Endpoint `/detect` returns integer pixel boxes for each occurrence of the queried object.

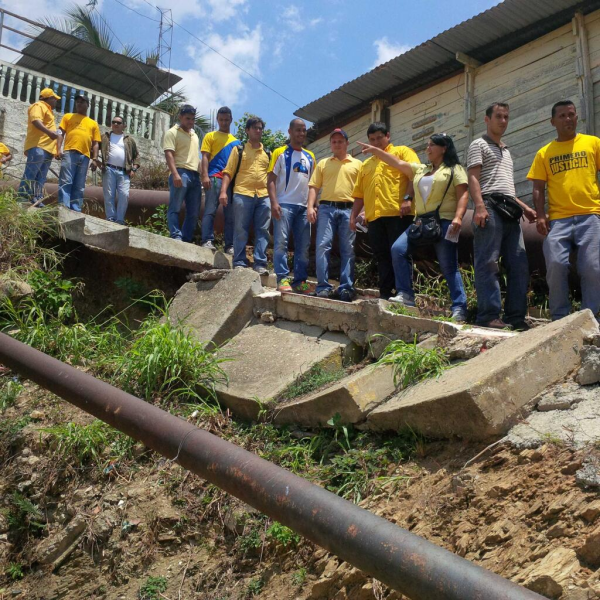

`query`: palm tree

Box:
[153,89,211,136]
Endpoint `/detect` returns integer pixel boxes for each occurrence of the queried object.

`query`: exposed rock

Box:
[577,500,600,523]
[35,515,87,567]
[0,279,33,300]
[577,347,600,385]
[577,461,600,489]
[577,524,600,567]
[519,547,580,599]
[188,269,229,282]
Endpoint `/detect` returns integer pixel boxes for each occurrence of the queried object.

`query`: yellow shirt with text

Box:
[24,100,57,155]
[223,143,270,197]
[59,113,101,158]
[309,155,361,202]
[352,144,419,222]
[527,133,600,220]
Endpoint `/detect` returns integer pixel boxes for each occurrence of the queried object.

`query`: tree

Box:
[233,112,288,152]
[153,89,211,136]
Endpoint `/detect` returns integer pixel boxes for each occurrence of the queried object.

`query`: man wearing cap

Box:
[18,87,61,206]
[57,95,101,211]
[99,114,140,225]
[163,105,202,242]
[307,128,361,301]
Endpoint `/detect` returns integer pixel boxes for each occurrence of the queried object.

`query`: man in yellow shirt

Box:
[307,129,361,302]
[527,100,600,320]
[163,105,202,242]
[219,117,271,274]
[350,122,417,300]
[18,87,61,206]
[57,95,101,211]
[200,106,240,253]
[0,143,12,166]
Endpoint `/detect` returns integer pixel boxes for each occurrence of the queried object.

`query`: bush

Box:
[130,159,170,191]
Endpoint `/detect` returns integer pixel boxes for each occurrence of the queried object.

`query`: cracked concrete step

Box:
[169,269,263,347]
[57,206,231,271]
[366,310,600,440]
[216,321,356,420]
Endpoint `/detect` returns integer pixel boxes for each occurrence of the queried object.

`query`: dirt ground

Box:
[1,375,600,600]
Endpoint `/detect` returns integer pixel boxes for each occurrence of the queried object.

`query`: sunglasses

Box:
[112,120,124,125]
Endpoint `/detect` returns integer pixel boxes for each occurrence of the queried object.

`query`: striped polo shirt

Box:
[467,135,515,196]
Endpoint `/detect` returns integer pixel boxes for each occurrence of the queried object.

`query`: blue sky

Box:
[1,0,501,133]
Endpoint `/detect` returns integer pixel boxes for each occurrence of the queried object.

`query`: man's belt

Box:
[107,163,126,171]
[320,200,353,209]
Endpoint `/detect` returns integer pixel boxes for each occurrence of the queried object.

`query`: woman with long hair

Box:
[357,133,469,321]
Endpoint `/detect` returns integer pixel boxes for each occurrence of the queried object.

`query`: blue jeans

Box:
[232,193,271,268]
[315,203,356,293]
[391,219,467,313]
[473,202,529,325]
[167,168,201,242]
[18,147,53,203]
[58,150,90,211]
[201,176,234,247]
[544,214,600,320]
[273,203,310,285]
[102,166,130,224]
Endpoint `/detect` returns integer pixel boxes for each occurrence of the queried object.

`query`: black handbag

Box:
[407,167,454,246]
[485,193,523,222]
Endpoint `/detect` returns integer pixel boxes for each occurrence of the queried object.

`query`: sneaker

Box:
[451,309,468,323]
[313,288,334,298]
[224,246,234,255]
[278,278,293,292]
[292,281,313,294]
[253,266,269,275]
[201,241,216,250]
[234,265,247,270]
[388,293,416,307]
[480,318,512,330]
[338,289,357,303]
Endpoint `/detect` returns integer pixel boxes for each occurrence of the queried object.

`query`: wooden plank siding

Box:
[308,9,600,206]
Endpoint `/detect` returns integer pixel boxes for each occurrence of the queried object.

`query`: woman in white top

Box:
[358,134,469,321]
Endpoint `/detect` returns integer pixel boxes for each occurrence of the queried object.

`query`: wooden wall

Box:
[308,9,600,205]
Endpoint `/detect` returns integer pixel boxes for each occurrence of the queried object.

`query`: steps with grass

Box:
[57,206,231,271]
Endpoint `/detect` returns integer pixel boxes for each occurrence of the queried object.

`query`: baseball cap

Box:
[330,128,348,141]
[74,94,90,104]
[40,88,61,100]
[179,104,197,116]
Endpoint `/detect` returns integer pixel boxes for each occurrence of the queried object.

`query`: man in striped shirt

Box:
[467,102,536,330]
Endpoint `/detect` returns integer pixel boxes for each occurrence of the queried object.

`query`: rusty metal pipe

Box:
[0,333,543,600]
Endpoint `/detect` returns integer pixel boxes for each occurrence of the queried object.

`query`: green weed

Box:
[0,378,23,412]
[239,527,263,553]
[138,576,168,600]
[42,420,135,467]
[377,336,450,388]
[27,269,82,320]
[266,521,300,547]
[5,562,24,580]
[292,568,307,587]
[116,311,228,402]
[6,491,45,534]
[386,303,415,316]
[133,204,170,237]
[280,364,347,400]
[414,266,477,312]
[246,577,264,597]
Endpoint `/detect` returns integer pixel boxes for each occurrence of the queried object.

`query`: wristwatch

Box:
[403,194,413,202]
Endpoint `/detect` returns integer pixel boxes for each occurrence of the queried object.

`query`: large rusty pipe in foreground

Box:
[0,333,543,600]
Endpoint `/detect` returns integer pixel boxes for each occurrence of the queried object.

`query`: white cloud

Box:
[279,5,322,34]
[127,0,246,23]
[172,26,262,117]
[372,37,411,68]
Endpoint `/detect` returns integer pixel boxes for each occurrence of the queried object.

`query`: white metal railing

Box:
[0,59,162,140]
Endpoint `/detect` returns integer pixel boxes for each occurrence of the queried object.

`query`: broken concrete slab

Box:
[35,515,86,568]
[58,207,230,271]
[577,346,600,385]
[169,269,263,347]
[216,320,352,420]
[366,310,599,441]
[273,363,396,427]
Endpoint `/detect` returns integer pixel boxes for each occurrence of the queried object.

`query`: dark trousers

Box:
[368,215,413,298]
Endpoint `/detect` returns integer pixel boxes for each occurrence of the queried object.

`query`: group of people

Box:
[14,87,140,223]
[10,89,600,326]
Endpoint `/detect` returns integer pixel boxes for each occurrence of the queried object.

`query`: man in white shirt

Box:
[99,115,140,225]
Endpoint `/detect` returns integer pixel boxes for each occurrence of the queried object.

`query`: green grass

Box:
[414,265,477,312]
[5,562,24,580]
[5,491,45,534]
[246,577,264,597]
[385,303,416,316]
[280,364,347,400]
[132,203,170,237]
[292,568,307,587]
[0,378,23,412]
[377,336,450,388]
[266,521,301,547]
[139,576,168,600]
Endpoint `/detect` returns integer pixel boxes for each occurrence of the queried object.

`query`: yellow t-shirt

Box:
[352,144,419,222]
[223,143,270,197]
[59,114,101,159]
[527,133,600,220]
[24,100,57,155]
[309,155,361,203]
[412,163,468,220]
[0,143,9,156]
[163,125,200,172]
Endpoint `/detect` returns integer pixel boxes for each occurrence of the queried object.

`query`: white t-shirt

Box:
[269,145,315,206]
[418,174,434,205]
[108,133,126,168]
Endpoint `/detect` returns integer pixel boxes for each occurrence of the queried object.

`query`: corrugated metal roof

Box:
[296,0,600,126]
[16,28,181,106]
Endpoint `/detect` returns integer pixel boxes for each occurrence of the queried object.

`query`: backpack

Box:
[231,144,272,185]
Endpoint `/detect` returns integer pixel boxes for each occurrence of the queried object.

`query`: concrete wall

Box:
[0,95,168,181]
[308,9,600,206]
